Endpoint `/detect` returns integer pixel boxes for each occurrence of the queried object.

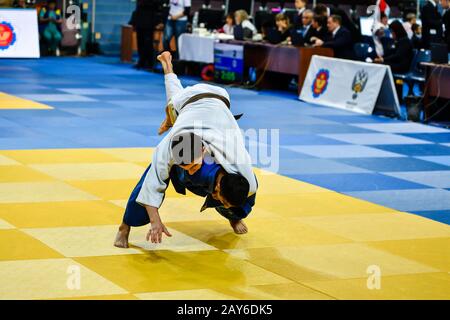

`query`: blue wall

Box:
[88,0,136,55]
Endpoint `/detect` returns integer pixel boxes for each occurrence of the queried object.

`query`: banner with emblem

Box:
[299,56,400,116]
[0,9,40,58]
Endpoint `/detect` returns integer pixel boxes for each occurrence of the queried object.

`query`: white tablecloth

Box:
[178,34,218,64]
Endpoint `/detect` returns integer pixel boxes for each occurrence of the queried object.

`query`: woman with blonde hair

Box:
[234,9,257,39]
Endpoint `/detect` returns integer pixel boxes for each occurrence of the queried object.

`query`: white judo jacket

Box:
[136,73,258,209]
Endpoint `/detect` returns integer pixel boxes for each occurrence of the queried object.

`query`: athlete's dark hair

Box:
[220,174,250,207]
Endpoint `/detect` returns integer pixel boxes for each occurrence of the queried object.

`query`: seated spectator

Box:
[314,3,360,43]
[374,20,414,74]
[313,15,354,60]
[307,14,328,46]
[219,13,235,35]
[39,0,62,56]
[265,13,292,44]
[403,13,417,39]
[234,9,257,40]
[290,9,314,46]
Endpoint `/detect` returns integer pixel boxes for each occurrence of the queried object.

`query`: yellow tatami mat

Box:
[0,92,53,110]
[0,147,449,300]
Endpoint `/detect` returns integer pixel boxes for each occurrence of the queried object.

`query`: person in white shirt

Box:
[163,0,192,57]
[114,51,258,247]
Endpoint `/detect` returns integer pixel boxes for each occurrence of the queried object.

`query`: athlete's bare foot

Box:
[157,51,173,74]
[229,220,248,234]
[114,223,131,248]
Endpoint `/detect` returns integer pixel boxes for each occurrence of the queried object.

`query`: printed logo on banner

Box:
[0,21,16,50]
[311,69,330,98]
[351,69,369,100]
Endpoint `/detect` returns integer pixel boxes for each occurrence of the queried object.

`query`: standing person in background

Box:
[375,21,413,74]
[163,0,191,58]
[130,0,164,70]
[411,23,423,48]
[293,0,308,29]
[39,0,62,56]
[441,0,450,50]
[403,13,417,39]
[420,0,443,49]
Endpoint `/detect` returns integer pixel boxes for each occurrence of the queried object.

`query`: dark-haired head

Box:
[219,174,250,208]
[389,20,408,40]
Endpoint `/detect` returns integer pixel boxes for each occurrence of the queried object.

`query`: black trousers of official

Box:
[136,27,155,69]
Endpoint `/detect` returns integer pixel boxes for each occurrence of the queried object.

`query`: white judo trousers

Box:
[136,73,258,209]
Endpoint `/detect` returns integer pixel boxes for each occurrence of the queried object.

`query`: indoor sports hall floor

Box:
[0,57,449,300]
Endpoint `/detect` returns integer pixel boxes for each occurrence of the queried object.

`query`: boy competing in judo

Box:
[114,52,258,248]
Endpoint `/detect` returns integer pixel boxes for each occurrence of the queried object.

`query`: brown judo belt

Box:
[179,93,243,120]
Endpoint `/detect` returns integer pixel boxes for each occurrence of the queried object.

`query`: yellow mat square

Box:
[0,92,53,110]
[0,201,123,228]
[225,243,438,282]
[135,289,237,300]
[99,148,154,163]
[23,225,217,257]
[304,272,450,300]
[0,229,62,261]
[255,192,397,218]
[368,237,450,272]
[0,165,54,183]
[75,251,291,293]
[254,168,328,195]
[0,154,19,165]
[0,218,14,229]
[296,213,450,241]
[67,180,139,200]
[0,181,98,203]
[0,258,127,299]
[30,163,146,181]
[1,149,123,164]
[167,218,351,250]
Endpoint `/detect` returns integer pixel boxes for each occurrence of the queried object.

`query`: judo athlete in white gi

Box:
[114,52,258,248]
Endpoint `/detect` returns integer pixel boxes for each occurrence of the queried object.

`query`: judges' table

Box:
[422,62,450,121]
[223,40,334,93]
[178,33,234,64]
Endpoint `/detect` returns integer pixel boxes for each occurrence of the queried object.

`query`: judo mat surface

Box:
[0,57,449,300]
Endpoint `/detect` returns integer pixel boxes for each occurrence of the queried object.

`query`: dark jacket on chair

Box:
[420,0,443,49]
[323,26,354,59]
[383,37,414,74]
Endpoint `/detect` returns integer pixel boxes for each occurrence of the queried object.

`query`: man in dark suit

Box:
[129,0,165,70]
[420,0,443,49]
[293,0,308,29]
[291,9,314,46]
[313,15,354,60]
[314,3,360,43]
[441,0,450,50]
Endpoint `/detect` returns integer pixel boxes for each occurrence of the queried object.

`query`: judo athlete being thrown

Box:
[114,52,258,248]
